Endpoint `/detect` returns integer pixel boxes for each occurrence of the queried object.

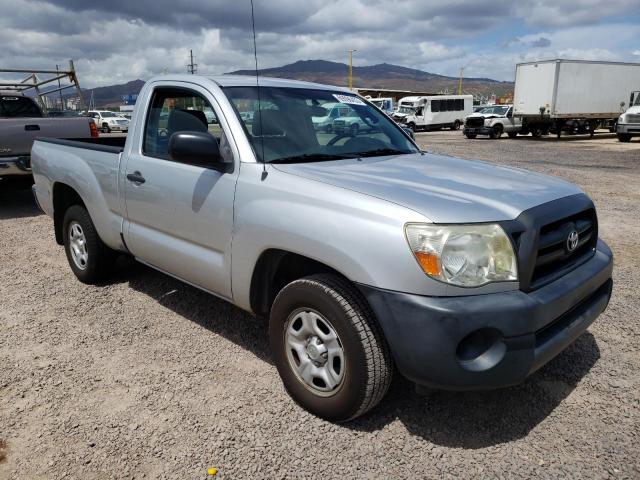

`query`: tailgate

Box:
[0,118,93,157]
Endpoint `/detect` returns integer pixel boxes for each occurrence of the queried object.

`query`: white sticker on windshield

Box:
[333,94,365,106]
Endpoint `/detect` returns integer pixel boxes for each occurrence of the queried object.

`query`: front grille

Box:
[626,114,640,123]
[500,195,599,292]
[466,117,484,128]
[529,208,597,289]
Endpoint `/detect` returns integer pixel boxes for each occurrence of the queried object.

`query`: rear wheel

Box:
[62,205,115,284]
[507,132,518,139]
[450,120,461,131]
[531,128,543,138]
[269,274,393,422]
[407,122,417,133]
[618,133,632,143]
[465,133,477,139]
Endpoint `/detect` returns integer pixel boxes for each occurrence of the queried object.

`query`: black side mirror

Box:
[168,131,231,171]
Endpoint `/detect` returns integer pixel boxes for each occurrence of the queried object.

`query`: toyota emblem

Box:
[566,230,579,252]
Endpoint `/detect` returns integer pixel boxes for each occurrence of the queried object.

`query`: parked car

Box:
[88,110,129,133]
[31,75,613,422]
[312,102,351,133]
[1,93,97,185]
[332,110,370,136]
[617,90,640,142]
[464,104,523,139]
[368,97,395,115]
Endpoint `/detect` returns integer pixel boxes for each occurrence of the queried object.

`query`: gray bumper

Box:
[357,239,613,390]
[617,124,640,135]
[0,156,32,177]
[464,126,492,135]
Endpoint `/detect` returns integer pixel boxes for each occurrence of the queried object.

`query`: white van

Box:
[399,95,473,132]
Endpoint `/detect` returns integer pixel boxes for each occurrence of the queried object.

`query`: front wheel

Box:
[62,205,115,284]
[269,274,393,422]
[489,125,503,139]
[618,133,632,142]
[465,133,477,139]
[507,132,518,139]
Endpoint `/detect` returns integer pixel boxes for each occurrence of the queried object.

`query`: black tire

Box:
[531,128,543,138]
[62,205,115,284]
[450,120,461,131]
[269,274,393,422]
[408,122,417,133]
[465,133,477,139]
[618,133,632,143]
[489,124,503,139]
[507,132,518,139]
[102,123,111,134]
[350,123,359,137]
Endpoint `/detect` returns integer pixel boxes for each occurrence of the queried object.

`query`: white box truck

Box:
[513,59,640,138]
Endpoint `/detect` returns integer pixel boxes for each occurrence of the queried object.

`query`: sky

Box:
[1,0,639,88]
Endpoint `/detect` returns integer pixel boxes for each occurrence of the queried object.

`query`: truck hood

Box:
[273,152,582,223]
[467,113,506,119]
[624,106,640,115]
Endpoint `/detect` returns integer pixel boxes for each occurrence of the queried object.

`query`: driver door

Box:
[122,83,238,298]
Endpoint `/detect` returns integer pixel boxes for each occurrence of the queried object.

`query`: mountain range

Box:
[230,60,514,97]
[66,60,514,107]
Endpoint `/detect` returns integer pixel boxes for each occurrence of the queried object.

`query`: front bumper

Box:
[0,156,32,177]
[108,124,128,131]
[617,123,640,135]
[464,125,492,135]
[358,239,613,390]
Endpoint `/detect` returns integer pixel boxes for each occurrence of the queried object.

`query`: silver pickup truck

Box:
[31,75,613,421]
[1,92,97,185]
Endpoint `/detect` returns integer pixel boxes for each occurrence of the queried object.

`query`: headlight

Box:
[405,223,518,287]
[484,118,492,126]
[618,115,625,124]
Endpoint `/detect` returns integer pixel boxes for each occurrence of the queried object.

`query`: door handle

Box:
[126,171,146,184]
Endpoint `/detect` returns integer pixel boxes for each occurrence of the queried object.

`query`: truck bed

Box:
[36,136,126,153]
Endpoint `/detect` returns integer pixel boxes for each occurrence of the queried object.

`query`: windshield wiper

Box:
[355,148,413,158]
[269,153,359,164]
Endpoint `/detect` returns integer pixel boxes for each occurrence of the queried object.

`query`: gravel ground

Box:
[1,131,639,479]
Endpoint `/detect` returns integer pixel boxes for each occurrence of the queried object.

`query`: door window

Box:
[143,88,232,165]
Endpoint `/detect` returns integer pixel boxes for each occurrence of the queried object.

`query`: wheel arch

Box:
[52,182,86,245]
[249,249,348,317]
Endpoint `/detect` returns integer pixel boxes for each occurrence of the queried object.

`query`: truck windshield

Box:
[0,96,42,118]
[223,87,418,163]
[478,106,509,115]
[397,106,416,114]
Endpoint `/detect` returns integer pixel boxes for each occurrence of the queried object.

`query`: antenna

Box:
[250,0,267,180]
[187,49,198,74]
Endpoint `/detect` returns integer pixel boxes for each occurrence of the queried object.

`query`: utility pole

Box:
[458,67,464,95]
[187,50,198,74]
[348,49,357,90]
[56,64,64,110]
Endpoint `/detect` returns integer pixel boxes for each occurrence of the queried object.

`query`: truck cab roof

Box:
[147,74,350,92]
